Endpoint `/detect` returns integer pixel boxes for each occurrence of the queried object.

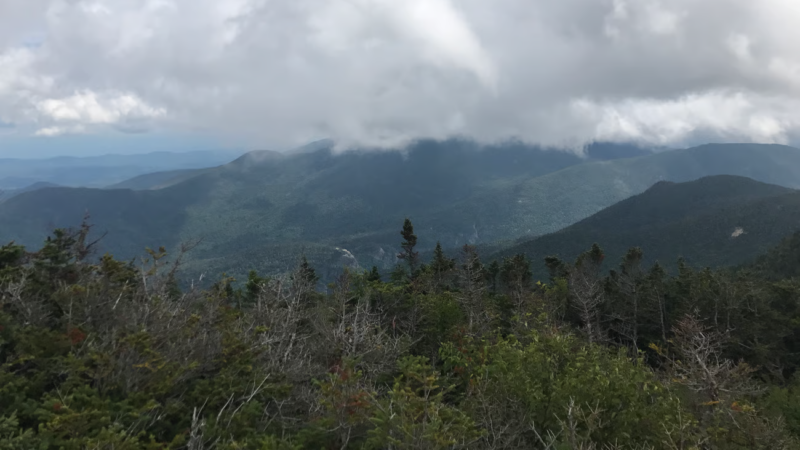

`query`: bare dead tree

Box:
[667,314,761,404]
[456,245,488,335]
[314,270,410,379]
[607,248,644,355]
[568,249,606,345]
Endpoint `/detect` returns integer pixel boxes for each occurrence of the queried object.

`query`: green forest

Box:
[5,143,800,284]
[3,218,800,449]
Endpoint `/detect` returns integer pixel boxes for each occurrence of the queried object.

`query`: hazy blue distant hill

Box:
[583,141,654,160]
[0,181,61,203]
[0,150,244,189]
[111,140,648,191]
[0,139,583,278]
[106,168,216,190]
[492,175,800,279]
[0,180,211,261]
[3,141,800,282]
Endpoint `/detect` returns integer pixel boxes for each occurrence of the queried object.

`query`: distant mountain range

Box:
[491,175,800,279]
[0,182,61,203]
[106,168,215,190]
[0,150,244,189]
[2,140,800,283]
[103,140,653,191]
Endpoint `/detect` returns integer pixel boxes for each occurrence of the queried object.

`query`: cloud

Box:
[35,125,86,137]
[0,0,799,150]
[573,91,800,145]
[35,91,165,135]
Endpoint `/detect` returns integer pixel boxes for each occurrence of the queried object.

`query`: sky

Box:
[1,0,800,157]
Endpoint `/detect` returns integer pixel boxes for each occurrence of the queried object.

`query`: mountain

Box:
[106,168,215,190]
[583,141,653,160]
[108,150,287,190]
[0,139,583,279]
[104,140,655,192]
[491,175,800,279]
[746,230,800,281]
[461,143,800,243]
[0,150,244,189]
[0,181,61,203]
[3,141,800,283]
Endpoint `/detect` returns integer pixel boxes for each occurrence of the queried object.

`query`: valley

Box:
[2,141,800,283]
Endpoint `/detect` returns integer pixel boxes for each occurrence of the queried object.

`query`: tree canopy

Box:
[2,219,800,448]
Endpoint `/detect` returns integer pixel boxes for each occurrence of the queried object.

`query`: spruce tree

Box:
[607,247,644,350]
[294,255,319,286]
[430,242,455,274]
[367,266,382,282]
[244,270,266,304]
[427,241,456,291]
[545,255,568,282]
[485,260,500,293]
[397,218,420,277]
[500,254,533,290]
[499,254,533,306]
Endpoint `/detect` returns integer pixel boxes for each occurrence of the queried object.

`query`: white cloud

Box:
[573,91,800,145]
[0,0,800,150]
[35,125,86,136]
[36,91,165,126]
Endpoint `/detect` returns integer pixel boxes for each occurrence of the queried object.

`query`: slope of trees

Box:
[5,143,800,286]
[493,175,800,280]
[2,219,800,448]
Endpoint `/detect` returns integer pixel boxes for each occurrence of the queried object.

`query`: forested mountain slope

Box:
[747,230,800,281]
[0,139,585,279]
[105,168,214,190]
[469,143,800,241]
[492,175,800,278]
[0,181,60,203]
[2,142,800,281]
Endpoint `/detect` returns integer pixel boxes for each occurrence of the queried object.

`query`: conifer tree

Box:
[485,260,500,293]
[429,241,455,290]
[499,254,533,309]
[544,255,568,282]
[607,247,645,351]
[244,269,266,305]
[295,255,319,286]
[397,218,420,278]
[429,242,453,273]
[367,266,382,282]
[644,262,670,344]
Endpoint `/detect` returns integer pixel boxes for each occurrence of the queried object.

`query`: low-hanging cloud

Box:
[1,0,799,150]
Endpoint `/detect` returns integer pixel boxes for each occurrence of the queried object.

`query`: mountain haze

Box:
[106,168,216,190]
[2,142,800,282]
[0,150,244,189]
[0,181,60,203]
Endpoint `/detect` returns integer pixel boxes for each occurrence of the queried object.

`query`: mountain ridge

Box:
[490,175,800,278]
[3,142,800,282]
[0,149,245,189]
